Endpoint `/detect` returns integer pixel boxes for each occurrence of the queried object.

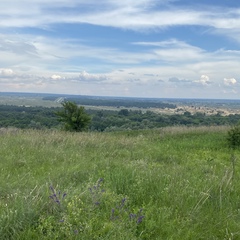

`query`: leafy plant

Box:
[55,101,91,132]
[227,123,240,148]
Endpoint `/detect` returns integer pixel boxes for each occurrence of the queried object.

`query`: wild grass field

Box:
[0,126,240,239]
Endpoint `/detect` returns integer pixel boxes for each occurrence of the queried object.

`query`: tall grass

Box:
[0,126,239,239]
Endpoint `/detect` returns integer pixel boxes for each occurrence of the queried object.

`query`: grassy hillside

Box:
[0,126,240,239]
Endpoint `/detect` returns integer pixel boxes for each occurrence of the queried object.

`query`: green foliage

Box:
[2,104,240,131]
[55,101,91,132]
[227,123,240,148]
[118,109,129,116]
[0,105,59,129]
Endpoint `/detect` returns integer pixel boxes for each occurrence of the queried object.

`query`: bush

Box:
[227,123,240,148]
[55,101,91,132]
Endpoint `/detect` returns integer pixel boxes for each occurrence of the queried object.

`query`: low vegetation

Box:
[227,123,240,149]
[1,126,240,239]
[1,104,240,131]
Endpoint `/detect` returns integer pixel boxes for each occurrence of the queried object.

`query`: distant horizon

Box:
[1,91,240,102]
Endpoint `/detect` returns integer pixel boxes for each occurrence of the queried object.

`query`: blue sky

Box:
[0,0,240,99]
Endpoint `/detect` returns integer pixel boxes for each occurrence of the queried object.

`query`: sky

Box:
[0,0,240,99]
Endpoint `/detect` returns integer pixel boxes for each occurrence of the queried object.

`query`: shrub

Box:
[227,123,240,148]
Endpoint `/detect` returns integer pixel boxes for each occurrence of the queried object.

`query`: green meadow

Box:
[0,126,240,239]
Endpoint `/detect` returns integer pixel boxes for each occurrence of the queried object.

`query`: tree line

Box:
[43,96,177,109]
[0,103,240,131]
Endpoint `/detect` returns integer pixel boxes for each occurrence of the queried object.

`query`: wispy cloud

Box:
[1,0,240,31]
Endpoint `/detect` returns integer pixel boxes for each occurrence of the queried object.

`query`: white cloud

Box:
[1,0,240,33]
[51,74,62,80]
[224,78,237,86]
[194,75,211,85]
[0,68,14,76]
[134,39,191,48]
[168,77,191,83]
[74,71,108,83]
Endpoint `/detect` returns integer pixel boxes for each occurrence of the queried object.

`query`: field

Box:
[1,126,240,239]
[0,95,61,108]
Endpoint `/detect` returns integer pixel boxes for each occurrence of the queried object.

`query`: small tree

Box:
[227,123,240,148]
[56,101,91,132]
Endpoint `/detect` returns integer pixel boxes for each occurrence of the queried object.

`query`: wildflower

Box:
[137,215,144,224]
[120,198,126,208]
[95,201,100,206]
[49,185,67,205]
[129,213,136,220]
[50,185,55,193]
[97,178,104,186]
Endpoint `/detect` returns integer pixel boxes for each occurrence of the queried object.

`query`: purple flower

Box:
[137,216,144,224]
[50,185,55,193]
[98,178,104,183]
[49,185,67,205]
[110,208,115,220]
[120,198,126,208]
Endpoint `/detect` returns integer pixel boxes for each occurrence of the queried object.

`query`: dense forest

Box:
[0,104,240,131]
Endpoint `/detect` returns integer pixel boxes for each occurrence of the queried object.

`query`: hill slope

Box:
[0,126,239,239]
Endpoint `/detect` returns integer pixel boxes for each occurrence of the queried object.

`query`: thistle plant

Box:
[88,178,105,206]
[110,197,145,225]
[49,185,67,205]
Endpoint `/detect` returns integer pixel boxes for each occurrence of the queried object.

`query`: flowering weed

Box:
[37,179,144,239]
